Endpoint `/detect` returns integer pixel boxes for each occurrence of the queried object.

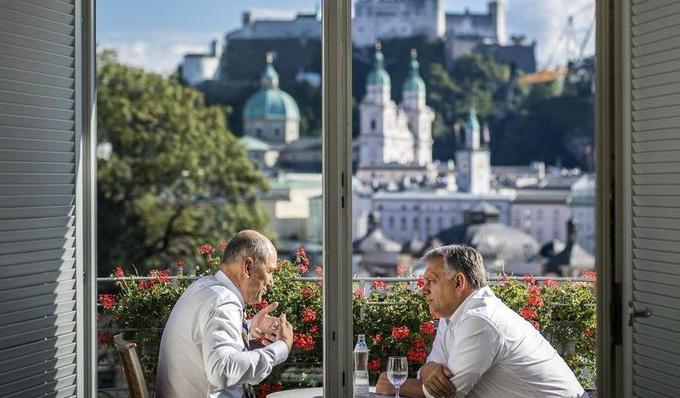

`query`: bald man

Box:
[156,230,294,398]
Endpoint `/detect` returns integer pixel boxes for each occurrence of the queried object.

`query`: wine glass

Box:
[387,356,408,398]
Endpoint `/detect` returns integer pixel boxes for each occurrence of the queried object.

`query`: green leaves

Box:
[96,53,271,274]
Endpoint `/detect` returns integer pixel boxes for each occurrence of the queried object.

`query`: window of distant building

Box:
[401,216,407,229]
[388,216,394,229]
[371,119,376,131]
[256,128,262,137]
[274,128,280,136]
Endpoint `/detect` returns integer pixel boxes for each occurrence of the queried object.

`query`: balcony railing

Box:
[96,275,596,397]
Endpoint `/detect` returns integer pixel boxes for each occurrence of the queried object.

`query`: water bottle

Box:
[353,334,370,396]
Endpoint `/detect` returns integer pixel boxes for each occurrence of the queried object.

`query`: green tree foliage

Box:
[96,52,271,274]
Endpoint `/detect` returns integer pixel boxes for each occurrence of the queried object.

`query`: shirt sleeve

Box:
[201,301,289,389]
[446,316,502,397]
[424,318,448,366]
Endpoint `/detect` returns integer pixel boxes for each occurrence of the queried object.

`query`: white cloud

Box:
[98,31,222,75]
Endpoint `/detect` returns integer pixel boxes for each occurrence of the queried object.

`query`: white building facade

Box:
[353,0,445,48]
[357,45,434,181]
[372,190,513,243]
[510,190,572,246]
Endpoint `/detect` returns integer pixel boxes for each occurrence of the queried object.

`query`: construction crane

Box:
[518,4,595,85]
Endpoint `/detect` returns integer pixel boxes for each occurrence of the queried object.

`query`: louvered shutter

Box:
[0,0,81,396]
[629,0,680,396]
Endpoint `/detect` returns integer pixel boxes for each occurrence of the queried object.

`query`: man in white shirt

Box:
[156,230,294,398]
[376,244,586,398]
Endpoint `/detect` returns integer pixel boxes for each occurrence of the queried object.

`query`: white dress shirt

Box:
[422,286,585,398]
[156,271,289,398]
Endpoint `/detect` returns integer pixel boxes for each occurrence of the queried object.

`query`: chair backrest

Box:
[114,334,150,398]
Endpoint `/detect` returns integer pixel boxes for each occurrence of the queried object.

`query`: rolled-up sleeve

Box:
[201,302,289,389]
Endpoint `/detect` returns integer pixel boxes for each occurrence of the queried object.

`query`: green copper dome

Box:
[243,89,300,120]
[403,49,426,93]
[367,42,391,87]
[466,104,480,132]
[243,53,300,120]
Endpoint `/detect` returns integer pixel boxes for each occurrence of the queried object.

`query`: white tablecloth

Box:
[267,386,394,397]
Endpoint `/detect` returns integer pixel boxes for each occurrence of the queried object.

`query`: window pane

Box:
[96,1,323,395]
[351,0,597,394]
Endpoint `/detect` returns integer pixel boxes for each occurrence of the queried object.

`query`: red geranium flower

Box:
[315,265,323,276]
[293,333,315,350]
[353,287,365,298]
[582,270,597,280]
[368,358,382,371]
[176,259,185,268]
[297,263,309,274]
[310,325,319,334]
[417,277,426,289]
[407,346,427,363]
[544,279,558,288]
[391,326,410,340]
[526,294,544,308]
[523,274,536,285]
[255,300,269,310]
[372,280,389,290]
[374,333,382,344]
[198,244,215,255]
[395,264,408,276]
[301,307,317,323]
[419,321,436,336]
[114,265,124,278]
[98,294,116,310]
[219,240,228,251]
[519,307,538,320]
[302,286,316,298]
[295,247,306,258]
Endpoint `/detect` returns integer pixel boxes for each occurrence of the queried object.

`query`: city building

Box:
[455,105,492,194]
[242,53,300,144]
[443,1,506,64]
[409,203,541,274]
[570,173,596,254]
[352,0,445,48]
[372,189,514,244]
[238,136,279,169]
[356,44,434,184]
[179,39,221,86]
[510,189,572,246]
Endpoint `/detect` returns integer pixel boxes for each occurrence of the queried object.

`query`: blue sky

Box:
[97,0,594,75]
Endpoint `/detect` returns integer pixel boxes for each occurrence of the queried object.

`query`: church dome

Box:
[243,53,300,120]
[367,42,391,87]
[402,49,426,93]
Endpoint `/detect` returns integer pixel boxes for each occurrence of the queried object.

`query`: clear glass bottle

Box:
[353,334,370,396]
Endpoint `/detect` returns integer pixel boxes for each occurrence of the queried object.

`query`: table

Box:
[267,387,394,397]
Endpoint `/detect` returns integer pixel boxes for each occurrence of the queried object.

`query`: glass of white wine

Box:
[387,356,408,398]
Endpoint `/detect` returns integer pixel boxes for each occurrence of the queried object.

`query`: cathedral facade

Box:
[357,44,434,182]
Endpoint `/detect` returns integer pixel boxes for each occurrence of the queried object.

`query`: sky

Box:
[97,0,595,75]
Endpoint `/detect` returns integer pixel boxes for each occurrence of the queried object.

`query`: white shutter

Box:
[0,0,81,396]
[629,0,680,396]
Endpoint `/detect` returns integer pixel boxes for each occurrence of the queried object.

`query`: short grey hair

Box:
[422,244,487,289]
[222,232,276,266]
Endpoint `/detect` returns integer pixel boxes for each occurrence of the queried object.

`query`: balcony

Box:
[96,259,596,397]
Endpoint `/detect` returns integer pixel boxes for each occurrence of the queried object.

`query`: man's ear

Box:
[244,257,253,278]
[455,272,466,289]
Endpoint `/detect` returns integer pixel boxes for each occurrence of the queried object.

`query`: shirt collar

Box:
[215,270,245,306]
[444,286,493,327]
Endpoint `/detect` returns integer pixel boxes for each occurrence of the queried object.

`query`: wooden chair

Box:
[114,334,151,398]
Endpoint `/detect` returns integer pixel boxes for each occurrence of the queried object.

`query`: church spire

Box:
[465,101,481,150]
[260,52,279,89]
[403,48,426,93]
[367,41,391,87]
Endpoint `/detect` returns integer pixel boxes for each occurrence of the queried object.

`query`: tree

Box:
[96,52,271,274]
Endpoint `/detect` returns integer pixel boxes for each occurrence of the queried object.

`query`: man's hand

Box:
[375,372,396,395]
[420,362,456,398]
[275,314,294,351]
[250,301,280,345]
